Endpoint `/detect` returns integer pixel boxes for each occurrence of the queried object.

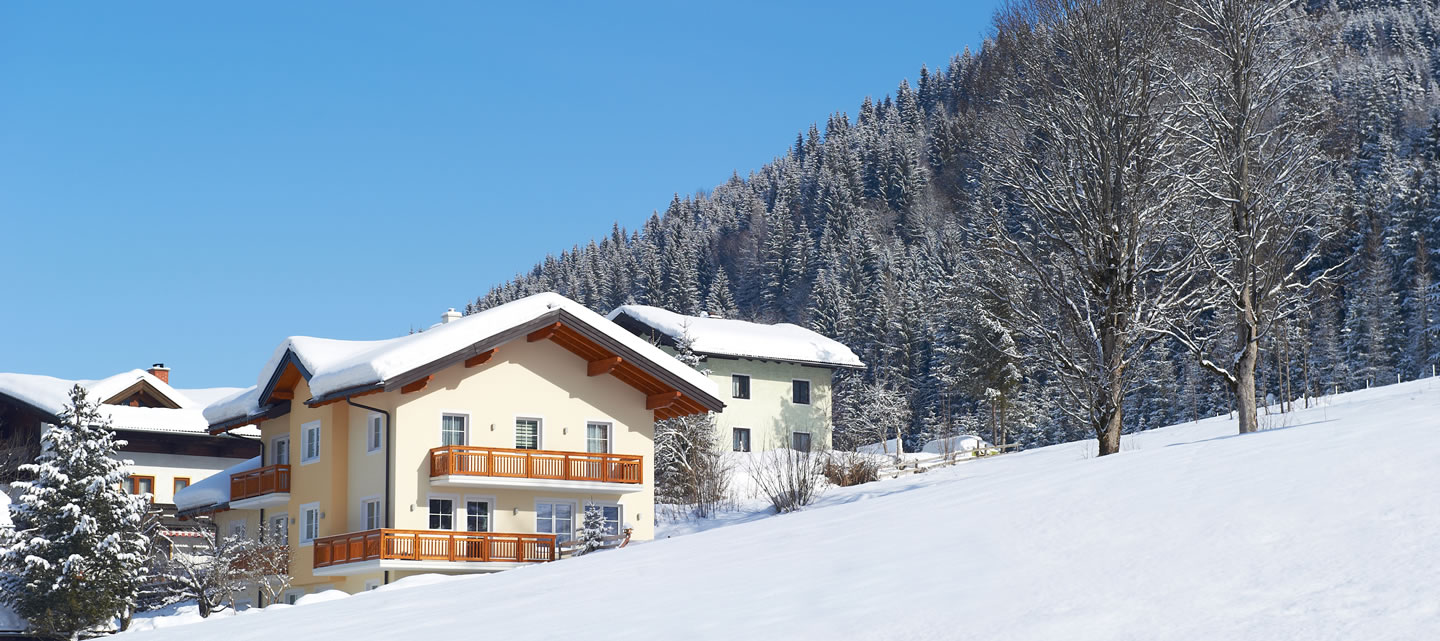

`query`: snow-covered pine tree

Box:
[576,503,609,556]
[0,385,149,640]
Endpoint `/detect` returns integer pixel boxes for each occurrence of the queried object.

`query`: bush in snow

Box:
[747,446,824,513]
[148,524,292,618]
[0,385,150,640]
[575,503,609,556]
[821,451,879,487]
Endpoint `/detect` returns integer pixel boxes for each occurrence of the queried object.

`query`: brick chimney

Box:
[441,308,462,324]
[147,363,170,384]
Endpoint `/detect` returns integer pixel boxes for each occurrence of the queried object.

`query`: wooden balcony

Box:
[428,446,643,492]
[313,529,557,574]
[229,464,290,509]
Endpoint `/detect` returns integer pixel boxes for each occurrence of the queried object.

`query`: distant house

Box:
[606,306,865,451]
[0,365,261,529]
[178,293,723,602]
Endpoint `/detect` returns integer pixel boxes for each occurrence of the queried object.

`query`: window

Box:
[283,589,304,605]
[536,501,574,543]
[465,500,490,533]
[792,380,811,405]
[515,418,540,450]
[441,414,467,447]
[732,428,751,453]
[363,580,382,592]
[428,498,454,530]
[173,477,190,494]
[367,414,384,453]
[300,503,320,545]
[230,520,246,539]
[362,498,382,531]
[586,422,610,454]
[129,475,155,497]
[595,504,622,536]
[300,421,321,464]
[792,432,812,452]
[273,436,290,465]
[731,374,751,399]
[270,514,289,546]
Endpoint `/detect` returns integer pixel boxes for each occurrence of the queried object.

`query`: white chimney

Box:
[441,308,462,324]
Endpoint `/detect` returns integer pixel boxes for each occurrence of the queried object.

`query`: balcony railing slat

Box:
[428,446,641,484]
[313,529,558,569]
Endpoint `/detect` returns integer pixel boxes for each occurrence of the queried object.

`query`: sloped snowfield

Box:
[125,379,1440,640]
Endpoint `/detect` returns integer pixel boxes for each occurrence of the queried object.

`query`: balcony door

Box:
[441,414,467,447]
[272,436,290,465]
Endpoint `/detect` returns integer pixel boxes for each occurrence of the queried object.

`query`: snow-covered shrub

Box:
[150,523,292,617]
[821,451,879,487]
[0,385,150,639]
[747,447,824,513]
[654,325,733,518]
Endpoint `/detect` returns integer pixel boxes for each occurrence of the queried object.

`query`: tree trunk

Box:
[1096,406,1123,456]
[1235,332,1260,434]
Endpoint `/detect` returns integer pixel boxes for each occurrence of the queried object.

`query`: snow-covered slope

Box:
[123,379,1440,640]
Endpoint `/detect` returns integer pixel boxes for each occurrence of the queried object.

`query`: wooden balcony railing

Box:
[230,464,291,502]
[428,446,643,485]
[313,529,558,568]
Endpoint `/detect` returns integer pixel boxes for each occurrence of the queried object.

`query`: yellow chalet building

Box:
[175,293,722,601]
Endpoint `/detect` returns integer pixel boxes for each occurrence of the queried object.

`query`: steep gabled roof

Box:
[606,305,866,370]
[207,293,724,431]
[0,369,258,436]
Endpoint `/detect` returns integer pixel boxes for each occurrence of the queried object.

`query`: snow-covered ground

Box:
[123,378,1440,640]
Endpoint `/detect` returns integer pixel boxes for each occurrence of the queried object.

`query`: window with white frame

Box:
[283,589,304,605]
[792,380,811,405]
[536,501,574,543]
[363,580,381,592]
[300,503,320,545]
[731,374,750,399]
[300,421,321,464]
[733,427,752,452]
[441,414,467,447]
[465,500,490,533]
[428,497,455,530]
[362,498,382,531]
[586,422,610,454]
[229,520,246,540]
[367,414,383,453]
[269,514,289,546]
[272,436,290,465]
[595,504,622,536]
[515,418,540,450]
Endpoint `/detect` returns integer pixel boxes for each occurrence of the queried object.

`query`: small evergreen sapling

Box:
[576,503,609,556]
[0,385,150,640]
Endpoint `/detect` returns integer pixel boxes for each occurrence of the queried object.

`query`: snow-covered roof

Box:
[206,293,721,426]
[173,455,260,513]
[0,370,258,437]
[606,305,865,369]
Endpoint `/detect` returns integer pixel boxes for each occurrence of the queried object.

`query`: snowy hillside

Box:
[123,380,1440,640]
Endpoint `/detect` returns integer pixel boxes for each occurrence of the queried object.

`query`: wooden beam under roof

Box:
[400,376,432,395]
[587,356,622,376]
[526,322,562,342]
[464,349,497,368]
[646,391,682,410]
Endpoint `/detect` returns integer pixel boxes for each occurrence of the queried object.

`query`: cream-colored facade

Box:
[699,356,836,451]
[213,331,679,600]
[127,452,250,506]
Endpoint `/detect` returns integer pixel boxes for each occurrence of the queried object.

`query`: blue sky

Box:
[0,1,999,389]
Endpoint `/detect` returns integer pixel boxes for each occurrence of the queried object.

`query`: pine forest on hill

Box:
[465,0,1440,453]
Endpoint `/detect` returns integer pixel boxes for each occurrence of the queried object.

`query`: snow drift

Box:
[123,379,1440,640]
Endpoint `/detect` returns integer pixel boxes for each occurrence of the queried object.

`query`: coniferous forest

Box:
[465,0,1440,453]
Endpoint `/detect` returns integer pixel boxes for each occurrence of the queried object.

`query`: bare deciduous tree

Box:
[982,0,1200,455]
[1164,0,1342,434]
